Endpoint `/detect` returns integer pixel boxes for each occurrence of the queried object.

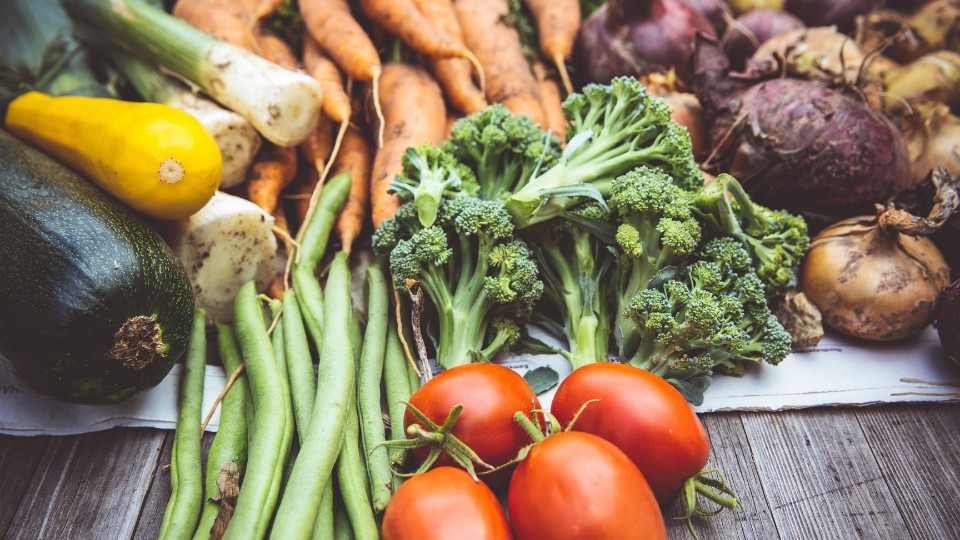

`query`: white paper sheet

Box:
[2,327,958,436]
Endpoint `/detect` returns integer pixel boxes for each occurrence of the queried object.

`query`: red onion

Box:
[681,0,730,34]
[693,35,913,228]
[722,10,806,70]
[575,0,717,85]
[785,0,880,33]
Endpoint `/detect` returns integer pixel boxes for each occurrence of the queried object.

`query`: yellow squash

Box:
[4,91,222,220]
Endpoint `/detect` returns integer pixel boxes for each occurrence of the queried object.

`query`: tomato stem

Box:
[675,468,740,539]
[512,411,546,443]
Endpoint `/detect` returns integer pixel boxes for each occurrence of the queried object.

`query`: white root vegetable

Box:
[161,191,279,323]
[61,0,323,146]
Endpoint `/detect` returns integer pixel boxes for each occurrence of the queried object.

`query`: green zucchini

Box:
[0,129,194,403]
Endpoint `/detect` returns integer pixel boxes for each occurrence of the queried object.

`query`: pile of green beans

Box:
[160,171,424,539]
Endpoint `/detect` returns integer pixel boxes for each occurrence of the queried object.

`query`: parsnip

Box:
[161,191,279,323]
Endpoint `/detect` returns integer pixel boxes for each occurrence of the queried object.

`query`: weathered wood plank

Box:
[857,404,960,540]
[131,431,174,540]
[740,409,909,540]
[0,436,49,535]
[665,413,781,539]
[5,429,165,540]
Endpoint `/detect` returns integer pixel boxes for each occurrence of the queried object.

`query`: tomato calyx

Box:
[675,468,740,539]
[382,402,496,481]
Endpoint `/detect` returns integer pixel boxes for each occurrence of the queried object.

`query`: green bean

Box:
[310,481,336,540]
[335,395,378,539]
[158,308,207,540]
[223,282,289,540]
[332,491,355,540]
[192,324,250,540]
[269,299,296,507]
[292,171,352,349]
[356,264,392,511]
[283,289,317,442]
[271,251,356,539]
[383,318,416,478]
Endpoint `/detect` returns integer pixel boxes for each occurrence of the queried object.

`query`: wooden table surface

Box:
[1,403,958,540]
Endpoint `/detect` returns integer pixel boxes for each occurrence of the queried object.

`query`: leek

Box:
[109,50,262,188]
[61,0,322,147]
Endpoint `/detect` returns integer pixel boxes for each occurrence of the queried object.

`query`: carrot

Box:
[249,0,286,28]
[295,113,336,225]
[300,0,380,81]
[454,0,546,127]
[368,63,447,228]
[303,36,352,124]
[523,0,580,94]
[533,62,567,141]
[253,30,298,69]
[413,0,488,115]
[332,124,373,254]
[247,144,298,215]
[172,0,256,51]
[267,204,292,299]
[357,0,485,91]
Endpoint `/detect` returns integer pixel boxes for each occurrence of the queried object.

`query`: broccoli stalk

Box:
[504,77,702,228]
[373,198,543,369]
[525,202,614,369]
[608,167,703,356]
[692,174,810,296]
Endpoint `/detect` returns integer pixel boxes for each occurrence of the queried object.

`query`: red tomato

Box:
[507,431,667,540]
[405,363,542,483]
[550,362,710,504]
[381,466,512,540]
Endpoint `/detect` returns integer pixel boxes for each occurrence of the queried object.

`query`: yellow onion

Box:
[799,168,957,341]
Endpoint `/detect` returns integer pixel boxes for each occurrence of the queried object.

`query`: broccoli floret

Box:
[524,201,615,368]
[504,77,703,227]
[693,174,810,296]
[443,104,561,200]
[374,197,543,368]
[608,166,703,355]
[388,143,480,227]
[623,237,794,405]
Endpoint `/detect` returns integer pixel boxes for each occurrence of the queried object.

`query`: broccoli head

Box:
[624,237,794,405]
[443,104,561,200]
[504,77,703,227]
[608,166,703,355]
[693,174,810,297]
[388,143,479,227]
[374,197,543,368]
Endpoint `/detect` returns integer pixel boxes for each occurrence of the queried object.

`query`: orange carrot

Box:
[357,0,485,89]
[249,0,286,27]
[247,144,299,215]
[332,124,373,253]
[303,35,352,124]
[413,0,488,115]
[523,0,580,94]
[369,63,447,228]
[455,0,546,127]
[300,0,381,81]
[172,0,256,51]
[533,62,567,141]
[295,113,336,224]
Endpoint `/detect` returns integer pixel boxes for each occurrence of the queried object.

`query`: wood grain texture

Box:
[857,404,960,540]
[131,431,173,540]
[0,436,48,533]
[4,429,165,540]
[665,413,781,539]
[741,409,910,540]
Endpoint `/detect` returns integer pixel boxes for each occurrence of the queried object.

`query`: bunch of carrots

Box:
[172,0,579,290]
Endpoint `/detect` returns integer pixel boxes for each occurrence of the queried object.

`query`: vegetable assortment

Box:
[5,0,960,538]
